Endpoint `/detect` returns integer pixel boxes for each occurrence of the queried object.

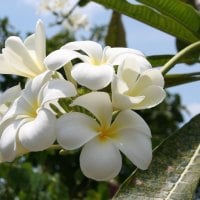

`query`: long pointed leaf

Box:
[137,0,200,36]
[147,54,200,67]
[92,0,199,43]
[114,114,200,199]
[105,11,127,47]
[165,73,200,87]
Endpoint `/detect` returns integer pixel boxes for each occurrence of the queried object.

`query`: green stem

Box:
[64,62,77,88]
[165,71,200,78]
[161,41,200,75]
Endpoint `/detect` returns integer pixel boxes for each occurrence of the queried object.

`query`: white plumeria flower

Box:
[0,20,48,78]
[56,92,152,181]
[112,55,166,110]
[39,0,88,30]
[45,41,148,90]
[0,71,77,162]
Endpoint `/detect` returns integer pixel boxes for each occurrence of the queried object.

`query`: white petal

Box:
[5,36,42,75]
[22,71,52,105]
[24,20,46,69]
[112,75,129,94]
[57,112,99,150]
[0,101,19,124]
[118,53,151,73]
[112,92,145,110]
[71,92,112,128]
[111,110,151,137]
[133,69,165,93]
[112,128,152,170]
[18,108,56,151]
[0,104,8,116]
[0,54,27,76]
[0,121,18,161]
[62,41,103,62]
[132,85,166,109]
[2,49,36,77]
[11,96,34,117]
[0,85,21,105]
[44,49,86,70]
[117,54,147,87]
[106,47,144,58]
[39,79,77,105]
[35,20,46,63]
[0,97,30,124]
[80,137,122,181]
[112,77,144,110]
[105,47,145,64]
[0,119,28,161]
[71,63,114,90]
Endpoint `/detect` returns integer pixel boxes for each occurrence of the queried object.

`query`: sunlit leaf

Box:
[91,0,199,43]
[114,114,200,199]
[137,0,200,36]
[147,54,200,67]
[165,73,200,87]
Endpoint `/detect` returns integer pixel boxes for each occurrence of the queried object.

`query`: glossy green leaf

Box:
[147,54,200,67]
[165,73,200,87]
[114,114,200,200]
[137,0,200,36]
[91,0,199,43]
[105,11,127,47]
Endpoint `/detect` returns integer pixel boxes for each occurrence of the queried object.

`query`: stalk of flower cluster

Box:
[63,62,77,87]
[161,41,200,75]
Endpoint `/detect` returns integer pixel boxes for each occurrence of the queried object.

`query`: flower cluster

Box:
[0,20,166,181]
[39,0,88,31]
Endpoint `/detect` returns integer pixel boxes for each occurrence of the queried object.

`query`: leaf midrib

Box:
[165,144,200,199]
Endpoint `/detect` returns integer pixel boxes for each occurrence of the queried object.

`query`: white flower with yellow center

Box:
[0,71,77,162]
[45,41,148,90]
[112,55,166,110]
[0,20,48,78]
[56,92,152,181]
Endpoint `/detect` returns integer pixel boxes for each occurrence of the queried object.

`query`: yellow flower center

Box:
[98,126,116,141]
[26,101,39,118]
[90,58,107,66]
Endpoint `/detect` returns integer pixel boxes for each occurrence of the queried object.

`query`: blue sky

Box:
[0,0,200,122]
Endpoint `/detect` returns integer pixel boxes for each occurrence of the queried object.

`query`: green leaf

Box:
[105,11,127,47]
[165,73,200,87]
[91,0,199,43]
[114,114,200,199]
[78,0,90,7]
[147,54,200,67]
[137,0,200,36]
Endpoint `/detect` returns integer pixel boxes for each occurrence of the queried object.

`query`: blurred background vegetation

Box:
[0,0,199,199]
